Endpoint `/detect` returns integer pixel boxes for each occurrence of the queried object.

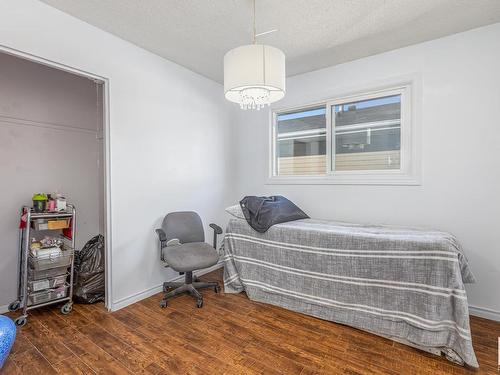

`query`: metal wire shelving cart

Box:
[9,205,76,327]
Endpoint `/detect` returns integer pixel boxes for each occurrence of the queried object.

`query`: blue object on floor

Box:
[0,316,16,369]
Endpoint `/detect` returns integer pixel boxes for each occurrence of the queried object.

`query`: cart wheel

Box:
[196,299,203,308]
[8,300,20,312]
[61,303,73,315]
[159,300,168,308]
[14,316,27,327]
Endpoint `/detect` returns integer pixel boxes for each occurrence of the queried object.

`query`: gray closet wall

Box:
[0,52,104,308]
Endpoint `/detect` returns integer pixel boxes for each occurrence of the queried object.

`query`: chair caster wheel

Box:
[61,303,73,315]
[8,300,20,312]
[160,300,167,308]
[214,285,221,293]
[196,299,203,308]
[14,316,27,327]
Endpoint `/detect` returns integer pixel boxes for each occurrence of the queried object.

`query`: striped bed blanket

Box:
[221,218,478,367]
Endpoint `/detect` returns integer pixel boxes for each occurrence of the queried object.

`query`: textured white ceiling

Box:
[41,0,500,83]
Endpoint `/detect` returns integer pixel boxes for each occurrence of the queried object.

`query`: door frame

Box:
[0,44,113,310]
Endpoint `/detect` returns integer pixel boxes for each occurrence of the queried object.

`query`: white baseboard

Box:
[0,304,8,315]
[5,268,498,324]
[110,262,223,312]
[469,305,500,322]
[111,280,500,320]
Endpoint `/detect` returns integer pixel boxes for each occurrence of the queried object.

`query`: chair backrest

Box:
[162,211,205,244]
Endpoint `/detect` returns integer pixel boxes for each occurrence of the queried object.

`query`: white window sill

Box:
[266,173,421,186]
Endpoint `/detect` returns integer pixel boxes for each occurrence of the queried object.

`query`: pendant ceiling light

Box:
[224,0,286,110]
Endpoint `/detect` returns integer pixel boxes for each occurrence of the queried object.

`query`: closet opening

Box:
[0,49,111,320]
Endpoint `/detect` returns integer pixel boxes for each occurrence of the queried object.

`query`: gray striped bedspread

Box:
[221,218,478,367]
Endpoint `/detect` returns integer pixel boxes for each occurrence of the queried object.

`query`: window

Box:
[275,107,326,176]
[332,94,401,171]
[270,82,419,184]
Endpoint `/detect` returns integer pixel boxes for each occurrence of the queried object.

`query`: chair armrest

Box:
[209,223,223,235]
[155,228,168,263]
[155,228,167,243]
[209,223,223,249]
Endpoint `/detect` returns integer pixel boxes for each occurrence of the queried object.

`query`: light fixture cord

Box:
[252,0,256,44]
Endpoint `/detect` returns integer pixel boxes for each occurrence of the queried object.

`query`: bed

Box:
[221,217,478,367]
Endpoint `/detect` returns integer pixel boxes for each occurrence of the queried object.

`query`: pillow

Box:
[225,204,245,219]
[239,195,309,233]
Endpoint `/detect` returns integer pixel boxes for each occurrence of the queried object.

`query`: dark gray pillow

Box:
[239,195,309,233]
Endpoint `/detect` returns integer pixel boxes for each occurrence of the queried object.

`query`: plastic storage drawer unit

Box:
[28,274,67,292]
[28,285,68,306]
[29,250,73,271]
[28,266,69,280]
[31,218,70,231]
[10,205,76,327]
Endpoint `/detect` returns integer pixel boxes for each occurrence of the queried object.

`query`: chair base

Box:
[160,271,219,308]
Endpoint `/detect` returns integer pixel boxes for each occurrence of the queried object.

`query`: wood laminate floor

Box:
[2,269,499,374]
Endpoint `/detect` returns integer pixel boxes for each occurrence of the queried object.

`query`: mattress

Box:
[221,218,478,367]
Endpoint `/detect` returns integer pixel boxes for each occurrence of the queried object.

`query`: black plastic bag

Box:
[74,234,105,304]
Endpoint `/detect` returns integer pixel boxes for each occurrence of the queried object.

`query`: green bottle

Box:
[32,193,48,213]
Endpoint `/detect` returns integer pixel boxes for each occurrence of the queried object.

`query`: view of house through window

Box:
[273,86,408,179]
[276,107,326,175]
[333,94,401,171]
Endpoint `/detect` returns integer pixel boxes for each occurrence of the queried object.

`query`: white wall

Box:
[231,23,500,320]
[0,0,234,310]
[0,52,103,307]
[2,0,497,320]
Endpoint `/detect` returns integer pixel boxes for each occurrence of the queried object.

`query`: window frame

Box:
[268,78,420,185]
[270,103,328,178]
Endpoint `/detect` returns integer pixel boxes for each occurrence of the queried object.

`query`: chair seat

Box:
[163,242,219,272]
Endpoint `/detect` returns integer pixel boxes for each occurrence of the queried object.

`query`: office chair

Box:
[155,211,222,308]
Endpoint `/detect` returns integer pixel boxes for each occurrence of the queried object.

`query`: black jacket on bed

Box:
[239,196,309,233]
